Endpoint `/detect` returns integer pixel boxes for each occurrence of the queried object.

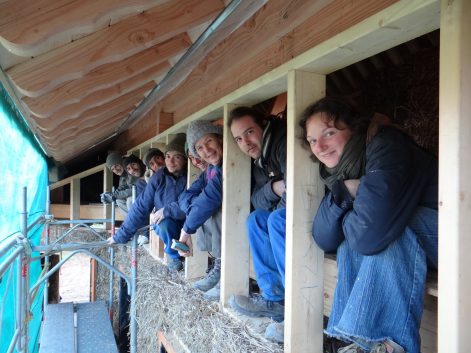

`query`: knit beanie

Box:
[143,148,164,168]
[105,151,123,170]
[165,133,186,156]
[186,121,223,156]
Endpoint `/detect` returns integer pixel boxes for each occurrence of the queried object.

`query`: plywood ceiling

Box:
[0,0,228,162]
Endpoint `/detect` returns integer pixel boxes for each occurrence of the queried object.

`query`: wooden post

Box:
[285,70,325,353]
[221,103,252,306]
[185,159,208,280]
[103,167,113,228]
[70,178,80,222]
[438,1,471,352]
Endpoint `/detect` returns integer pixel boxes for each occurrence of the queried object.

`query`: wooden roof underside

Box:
[1,0,419,163]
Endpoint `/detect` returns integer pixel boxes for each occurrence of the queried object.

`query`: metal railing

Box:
[0,186,139,353]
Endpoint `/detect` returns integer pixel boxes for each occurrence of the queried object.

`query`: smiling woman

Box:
[0,82,48,353]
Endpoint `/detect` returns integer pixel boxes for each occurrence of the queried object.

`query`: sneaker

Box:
[203,281,220,301]
[370,340,405,353]
[265,321,284,343]
[167,257,183,271]
[338,343,365,353]
[228,294,284,321]
[193,258,221,292]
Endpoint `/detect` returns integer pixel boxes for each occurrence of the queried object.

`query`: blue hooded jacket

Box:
[312,127,437,255]
[181,164,222,234]
[113,167,187,243]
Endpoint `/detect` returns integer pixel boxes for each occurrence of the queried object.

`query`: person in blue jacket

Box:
[300,97,438,353]
[226,106,287,343]
[177,120,223,298]
[109,133,188,271]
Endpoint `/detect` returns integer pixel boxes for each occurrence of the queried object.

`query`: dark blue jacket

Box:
[252,118,287,210]
[312,127,437,255]
[113,168,187,243]
[182,164,222,234]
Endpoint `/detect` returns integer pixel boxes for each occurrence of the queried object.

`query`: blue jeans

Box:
[326,207,438,353]
[247,208,286,301]
[152,218,183,259]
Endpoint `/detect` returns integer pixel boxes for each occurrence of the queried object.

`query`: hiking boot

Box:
[370,340,405,353]
[193,258,221,292]
[265,321,284,343]
[338,343,365,353]
[203,281,220,301]
[228,294,284,321]
[167,257,183,272]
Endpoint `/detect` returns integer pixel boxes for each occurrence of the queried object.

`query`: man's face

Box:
[230,115,263,159]
[148,155,165,172]
[111,164,124,176]
[195,134,223,166]
[126,162,142,177]
[165,151,187,174]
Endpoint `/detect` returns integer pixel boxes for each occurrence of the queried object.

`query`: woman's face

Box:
[195,134,223,166]
[126,162,142,177]
[305,112,353,168]
[165,151,186,174]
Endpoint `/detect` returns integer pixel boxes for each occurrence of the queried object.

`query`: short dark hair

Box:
[228,106,265,129]
[299,97,370,150]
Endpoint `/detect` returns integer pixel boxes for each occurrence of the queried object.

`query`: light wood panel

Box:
[165,0,398,123]
[6,0,224,97]
[23,34,190,118]
[0,0,169,59]
[438,0,471,352]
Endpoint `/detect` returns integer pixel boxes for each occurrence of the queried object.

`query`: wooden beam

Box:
[35,82,154,134]
[184,161,208,280]
[50,164,106,190]
[285,70,325,353]
[0,0,168,59]
[221,103,251,306]
[6,0,224,97]
[22,34,190,118]
[70,178,80,221]
[103,167,113,228]
[162,0,331,116]
[438,0,471,352]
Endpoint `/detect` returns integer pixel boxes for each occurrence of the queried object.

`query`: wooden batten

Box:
[221,103,252,305]
[6,0,224,97]
[284,70,325,353]
[438,0,471,352]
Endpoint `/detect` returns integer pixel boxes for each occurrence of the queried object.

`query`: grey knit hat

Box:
[142,148,164,168]
[165,133,186,156]
[105,151,123,170]
[186,121,223,156]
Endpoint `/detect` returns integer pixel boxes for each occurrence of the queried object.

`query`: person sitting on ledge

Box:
[109,134,188,272]
[300,97,438,353]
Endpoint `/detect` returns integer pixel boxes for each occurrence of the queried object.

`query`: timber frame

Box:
[20,0,470,351]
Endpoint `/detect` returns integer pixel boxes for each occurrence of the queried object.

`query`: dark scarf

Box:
[319,133,367,190]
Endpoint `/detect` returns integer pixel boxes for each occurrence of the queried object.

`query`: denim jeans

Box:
[247,208,286,301]
[196,209,222,257]
[326,207,438,353]
[152,218,183,259]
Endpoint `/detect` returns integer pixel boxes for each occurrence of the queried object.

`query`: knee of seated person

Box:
[267,208,285,226]
[247,209,266,226]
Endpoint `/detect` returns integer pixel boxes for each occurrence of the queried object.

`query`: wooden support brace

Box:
[284,70,325,353]
[70,178,80,224]
[221,103,252,306]
[103,166,113,229]
[438,0,471,352]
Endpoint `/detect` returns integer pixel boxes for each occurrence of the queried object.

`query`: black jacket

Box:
[251,118,287,210]
[312,127,437,255]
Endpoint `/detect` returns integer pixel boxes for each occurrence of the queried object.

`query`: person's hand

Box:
[367,113,391,143]
[100,192,115,204]
[150,208,165,224]
[344,179,360,199]
[178,230,193,257]
[137,234,149,246]
[107,236,116,245]
[271,180,285,197]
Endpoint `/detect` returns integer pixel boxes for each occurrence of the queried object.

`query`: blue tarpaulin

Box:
[0,82,48,353]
